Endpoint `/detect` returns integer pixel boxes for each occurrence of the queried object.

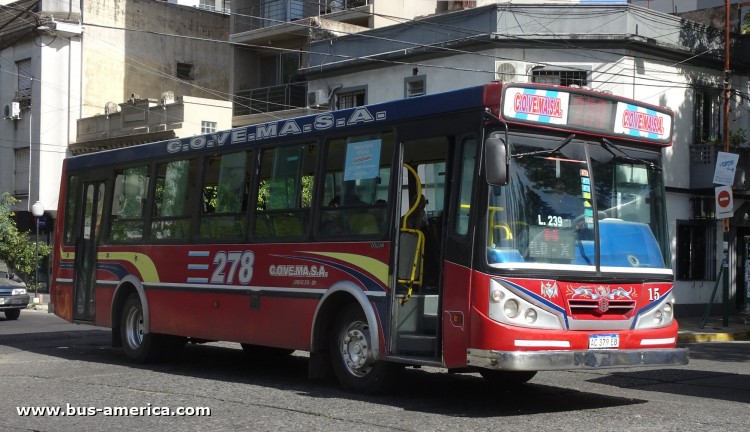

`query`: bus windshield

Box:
[487,133,671,273]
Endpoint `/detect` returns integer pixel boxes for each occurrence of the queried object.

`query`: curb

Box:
[678,331,750,343]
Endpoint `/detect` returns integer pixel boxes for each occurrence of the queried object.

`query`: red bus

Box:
[51,83,688,393]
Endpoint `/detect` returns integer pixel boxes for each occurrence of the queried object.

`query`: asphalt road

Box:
[1,311,748,432]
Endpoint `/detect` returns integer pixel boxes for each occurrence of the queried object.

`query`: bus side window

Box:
[455,139,477,235]
[109,166,149,243]
[319,132,393,238]
[150,159,197,241]
[254,143,317,238]
[199,151,253,239]
[63,175,79,245]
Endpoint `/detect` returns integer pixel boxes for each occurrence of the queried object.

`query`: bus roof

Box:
[67,83,672,171]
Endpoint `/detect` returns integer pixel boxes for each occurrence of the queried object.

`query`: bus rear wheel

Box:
[120,293,165,363]
[330,304,398,394]
[479,370,537,385]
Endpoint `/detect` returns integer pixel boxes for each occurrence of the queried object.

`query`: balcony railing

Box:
[234,0,369,33]
[234,82,307,116]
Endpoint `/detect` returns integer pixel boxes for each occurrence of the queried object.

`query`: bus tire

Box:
[4,309,20,320]
[479,370,537,385]
[120,293,165,363]
[330,304,398,394]
[240,343,294,358]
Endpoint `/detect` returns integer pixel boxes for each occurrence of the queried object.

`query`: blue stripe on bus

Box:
[514,88,537,121]
[187,278,209,284]
[188,251,210,257]
[274,254,385,293]
[188,264,209,270]
[627,104,641,137]
[537,90,557,123]
[647,108,658,139]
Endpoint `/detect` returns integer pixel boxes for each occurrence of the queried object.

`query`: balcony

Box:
[232,0,371,44]
[233,82,307,116]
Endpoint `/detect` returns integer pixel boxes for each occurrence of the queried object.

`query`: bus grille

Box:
[567,299,636,319]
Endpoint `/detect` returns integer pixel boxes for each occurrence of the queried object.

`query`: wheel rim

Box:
[125,307,144,350]
[338,320,373,377]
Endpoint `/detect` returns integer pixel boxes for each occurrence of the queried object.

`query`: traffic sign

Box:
[35,215,46,228]
[715,186,734,218]
[713,152,739,186]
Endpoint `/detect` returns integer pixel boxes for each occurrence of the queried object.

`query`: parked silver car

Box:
[0,261,29,320]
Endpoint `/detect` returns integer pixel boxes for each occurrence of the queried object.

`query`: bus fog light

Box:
[491,289,504,303]
[654,310,663,325]
[524,308,537,324]
[663,303,672,320]
[503,299,520,318]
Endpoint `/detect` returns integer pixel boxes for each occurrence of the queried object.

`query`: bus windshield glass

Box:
[487,134,670,273]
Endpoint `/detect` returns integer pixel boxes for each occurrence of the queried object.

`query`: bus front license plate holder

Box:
[588,333,619,349]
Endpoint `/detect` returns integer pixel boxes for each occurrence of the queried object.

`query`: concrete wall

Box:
[82,0,231,118]
[181,96,233,135]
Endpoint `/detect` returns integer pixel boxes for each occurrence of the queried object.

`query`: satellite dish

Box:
[104,102,119,115]
[160,91,175,105]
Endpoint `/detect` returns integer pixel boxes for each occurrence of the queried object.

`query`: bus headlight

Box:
[491,289,504,303]
[634,291,675,330]
[488,280,564,330]
[524,308,537,324]
[503,299,520,318]
[11,288,26,295]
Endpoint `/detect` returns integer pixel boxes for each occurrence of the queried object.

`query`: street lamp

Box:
[31,201,44,298]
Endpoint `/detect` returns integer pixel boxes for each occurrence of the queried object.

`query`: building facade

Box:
[298,3,750,316]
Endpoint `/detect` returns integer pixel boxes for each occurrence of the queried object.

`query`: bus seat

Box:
[347,213,379,235]
[487,248,524,264]
[273,215,304,237]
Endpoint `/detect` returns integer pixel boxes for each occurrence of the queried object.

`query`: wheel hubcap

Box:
[125,307,144,350]
[339,320,373,377]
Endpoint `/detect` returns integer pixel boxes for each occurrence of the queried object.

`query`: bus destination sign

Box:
[501,86,672,144]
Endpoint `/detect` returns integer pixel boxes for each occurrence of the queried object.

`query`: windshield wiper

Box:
[601,138,661,170]
[513,134,576,159]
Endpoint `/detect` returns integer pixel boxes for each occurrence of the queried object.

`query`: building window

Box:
[14,148,29,195]
[16,59,32,105]
[695,90,720,143]
[336,88,366,110]
[405,76,426,98]
[532,70,587,87]
[676,220,717,281]
[199,0,215,10]
[201,121,217,134]
[176,63,193,80]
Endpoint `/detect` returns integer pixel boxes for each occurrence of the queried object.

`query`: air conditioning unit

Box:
[494,61,528,83]
[307,89,328,107]
[4,102,20,120]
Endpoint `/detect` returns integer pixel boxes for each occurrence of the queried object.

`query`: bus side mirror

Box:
[485,138,509,186]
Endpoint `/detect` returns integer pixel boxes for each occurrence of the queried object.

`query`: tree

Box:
[0,193,51,286]
[744,10,750,34]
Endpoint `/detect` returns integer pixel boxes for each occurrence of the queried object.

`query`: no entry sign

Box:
[715,186,734,219]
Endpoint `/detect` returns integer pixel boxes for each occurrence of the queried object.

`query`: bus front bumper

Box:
[466,347,689,371]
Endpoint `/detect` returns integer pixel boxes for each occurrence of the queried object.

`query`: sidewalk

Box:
[678,315,750,343]
[25,291,50,312]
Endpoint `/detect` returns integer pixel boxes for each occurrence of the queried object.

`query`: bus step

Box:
[398,334,436,354]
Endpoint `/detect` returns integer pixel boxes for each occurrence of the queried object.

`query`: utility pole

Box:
[723,0,731,327]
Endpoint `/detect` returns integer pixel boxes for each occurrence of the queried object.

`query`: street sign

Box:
[35,216,46,228]
[713,152,739,186]
[715,186,734,218]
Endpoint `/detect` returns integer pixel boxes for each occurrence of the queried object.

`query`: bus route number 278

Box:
[210,251,255,285]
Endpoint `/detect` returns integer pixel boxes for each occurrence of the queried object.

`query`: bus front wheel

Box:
[480,370,537,385]
[330,304,399,394]
[120,293,165,363]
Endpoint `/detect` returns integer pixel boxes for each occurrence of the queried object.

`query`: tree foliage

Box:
[0,193,51,279]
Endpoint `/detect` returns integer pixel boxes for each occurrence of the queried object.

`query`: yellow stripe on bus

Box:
[302,251,389,287]
[57,249,159,283]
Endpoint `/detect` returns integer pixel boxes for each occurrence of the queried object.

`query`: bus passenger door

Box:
[392,137,451,360]
[72,181,105,321]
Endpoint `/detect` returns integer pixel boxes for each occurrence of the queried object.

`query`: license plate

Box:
[589,333,619,349]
